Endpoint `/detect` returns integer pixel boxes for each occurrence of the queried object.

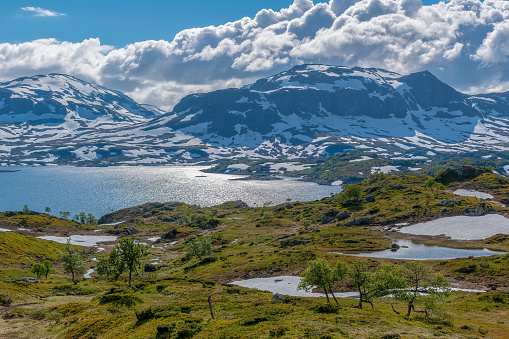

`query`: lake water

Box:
[0,166,342,218]
[338,240,506,260]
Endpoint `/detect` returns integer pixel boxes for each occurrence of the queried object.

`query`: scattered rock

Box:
[161,229,179,239]
[321,215,332,224]
[271,293,286,302]
[125,226,139,235]
[19,277,39,284]
[144,264,157,272]
[437,198,462,207]
[465,203,494,216]
[336,211,351,221]
[345,217,372,226]
[365,195,376,202]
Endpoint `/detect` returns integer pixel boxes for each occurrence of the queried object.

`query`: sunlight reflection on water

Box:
[0,165,342,218]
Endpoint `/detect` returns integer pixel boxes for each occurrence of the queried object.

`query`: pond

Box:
[335,240,506,260]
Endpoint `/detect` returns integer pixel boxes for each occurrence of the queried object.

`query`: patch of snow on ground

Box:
[398,214,509,240]
[409,167,421,171]
[349,156,372,162]
[454,189,493,200]
[269,162,312,172]
[0,228,13,232]
[229,276,358,298]
[37,235,117,246]
[84,268,95,279]
[331,180,343,186]
[226,164,249,171]
[371,165,400,174]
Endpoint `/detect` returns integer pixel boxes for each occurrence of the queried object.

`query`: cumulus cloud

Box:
[21,7,66,17]
[3,0,509,110]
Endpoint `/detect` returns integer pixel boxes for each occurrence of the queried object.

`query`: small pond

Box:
[335,240,506,260]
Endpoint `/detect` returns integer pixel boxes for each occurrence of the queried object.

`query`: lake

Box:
[0,166,342,218]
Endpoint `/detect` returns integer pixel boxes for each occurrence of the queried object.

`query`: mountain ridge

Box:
[1,65,509,166]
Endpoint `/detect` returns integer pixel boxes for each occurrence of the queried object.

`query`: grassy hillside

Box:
[1,167,508,338]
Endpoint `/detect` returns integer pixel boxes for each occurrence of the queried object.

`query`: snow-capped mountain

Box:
[164,64,506,146]
[0,74,155,126]
[2,65,509,166]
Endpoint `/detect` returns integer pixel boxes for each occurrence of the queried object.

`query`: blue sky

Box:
[2,0,440,47]
[0,0,507,110]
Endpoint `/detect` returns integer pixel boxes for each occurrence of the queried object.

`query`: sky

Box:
[1,0,509,110]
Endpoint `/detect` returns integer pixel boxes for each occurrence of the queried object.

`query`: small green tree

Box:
[22,204,30,215]
[79,212,87,224]
[59,211,70,220]
[392,262,450,318]
[86,213,97,225]
[338,184,363,202]
[185,235,212,261]
[348,258,374,309]
[31,263,46,279]
[42,260,54,279]
[60,239,85,284]
[298,258,334,304]
[108,237,148,290]
[45,207,51,214]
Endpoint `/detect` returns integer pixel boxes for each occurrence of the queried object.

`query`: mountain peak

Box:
[0,74,156,125]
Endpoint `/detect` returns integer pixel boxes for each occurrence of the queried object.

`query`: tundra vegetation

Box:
[0,165,508,338]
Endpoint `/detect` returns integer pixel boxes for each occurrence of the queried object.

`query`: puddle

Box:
[334,240,506,260]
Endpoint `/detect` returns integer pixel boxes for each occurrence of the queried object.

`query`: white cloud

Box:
[2,0,509,110]
[21,7,66,17]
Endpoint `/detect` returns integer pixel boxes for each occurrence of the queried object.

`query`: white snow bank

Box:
[230,276,357,298]
[38,235,117,247]
[454,189,493,200]
[399,214,509,240]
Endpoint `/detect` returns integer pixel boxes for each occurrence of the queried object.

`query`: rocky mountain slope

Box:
[1,65,509,165]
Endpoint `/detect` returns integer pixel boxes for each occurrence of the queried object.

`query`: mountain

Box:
[1,65,509,166]
[164,64,502,146]
[0,74,155,126]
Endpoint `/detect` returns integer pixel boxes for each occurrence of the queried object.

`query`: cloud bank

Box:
[3,0,509,110]
[21,7,66,17]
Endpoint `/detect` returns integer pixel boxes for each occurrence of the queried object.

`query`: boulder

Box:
[271,293,286,302]
[336,211,351,221]
[465,203,494,216]
[125,226,139,235]
[20,277,39,284]
[365,195,376,202]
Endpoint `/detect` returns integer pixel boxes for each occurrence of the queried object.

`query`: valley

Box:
[0,166,508,338]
